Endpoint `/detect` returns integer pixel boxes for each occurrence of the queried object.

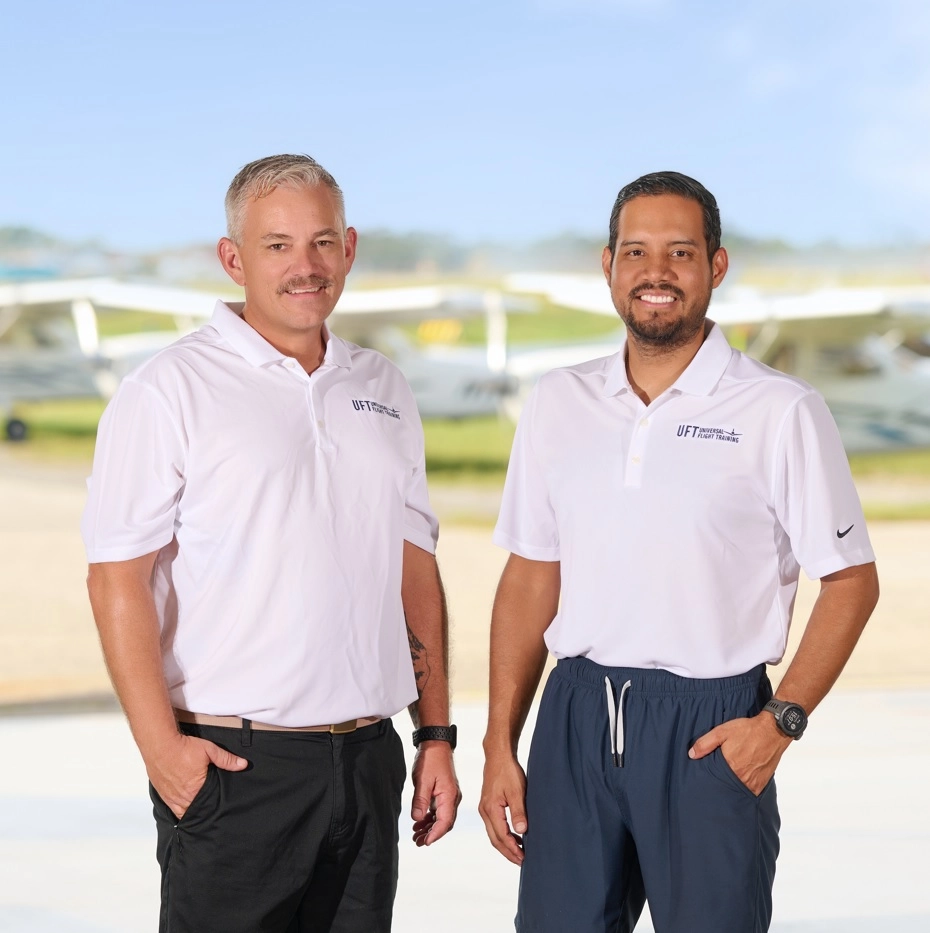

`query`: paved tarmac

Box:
[0,694,928,932]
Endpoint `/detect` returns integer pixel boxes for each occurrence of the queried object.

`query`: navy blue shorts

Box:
[517,658,780,933]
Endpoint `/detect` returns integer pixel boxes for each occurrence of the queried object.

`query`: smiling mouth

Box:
[630,284,685,307]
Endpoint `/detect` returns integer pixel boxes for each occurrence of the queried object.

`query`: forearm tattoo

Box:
[407,622,431,696]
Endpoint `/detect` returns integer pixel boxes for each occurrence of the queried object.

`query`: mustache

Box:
[277,275,333,294]
[629,282,686,302]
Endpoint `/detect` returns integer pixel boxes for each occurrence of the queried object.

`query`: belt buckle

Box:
[330,719,357,735]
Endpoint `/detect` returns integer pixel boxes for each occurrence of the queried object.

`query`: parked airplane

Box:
[0,278,517,440]
[503,274,930,452]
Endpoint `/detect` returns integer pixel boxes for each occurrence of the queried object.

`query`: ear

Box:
[217,237,246,287]
[601,245,613,284]
[711,246,729,289]
[343,227,358,276]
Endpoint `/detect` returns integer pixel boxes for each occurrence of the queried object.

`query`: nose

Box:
[641,252,675,284]
[290,241,327,274]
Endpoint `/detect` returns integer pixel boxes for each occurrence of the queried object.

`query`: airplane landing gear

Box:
[5,418,27,442]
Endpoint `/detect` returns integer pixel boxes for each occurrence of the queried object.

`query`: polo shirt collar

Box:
[672,322,733,396]
[210,300,352,369]
[602,321,733,398]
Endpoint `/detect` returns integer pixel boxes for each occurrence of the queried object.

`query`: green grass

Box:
[2,401,519,477]
[7,402,930,525]
[423,416,514,480]
[848,448,930,477]
[404,301,623,348]
[862,502,930,521]
[5,398,104,460]
[96,310,179,338]
[464,304,621,346]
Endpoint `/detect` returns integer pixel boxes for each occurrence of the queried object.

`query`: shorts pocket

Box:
[705,747,769,801]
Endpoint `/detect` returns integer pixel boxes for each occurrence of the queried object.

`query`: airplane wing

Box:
[0,279,524,430]
[503,273,930,453]
[0,279,513,328]
[505,274,617,317]
[0,278,217,317]
[504,273,930,342]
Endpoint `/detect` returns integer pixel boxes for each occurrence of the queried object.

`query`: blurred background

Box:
[1,1,928,930]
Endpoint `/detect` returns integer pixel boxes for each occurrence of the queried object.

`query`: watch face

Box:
[782,705,805,734]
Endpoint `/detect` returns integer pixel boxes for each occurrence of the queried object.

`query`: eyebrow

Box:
[260,228,342,241]
[619,238,700,247]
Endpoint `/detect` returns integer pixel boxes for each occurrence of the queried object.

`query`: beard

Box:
[616,282,711,352]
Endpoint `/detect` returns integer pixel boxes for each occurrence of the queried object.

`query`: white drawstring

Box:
[605,678,632,768]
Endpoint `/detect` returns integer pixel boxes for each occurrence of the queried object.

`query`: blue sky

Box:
[2,0,929,249]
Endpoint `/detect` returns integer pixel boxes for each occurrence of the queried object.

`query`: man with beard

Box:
[479,172,878,932]
[83,154,459,932]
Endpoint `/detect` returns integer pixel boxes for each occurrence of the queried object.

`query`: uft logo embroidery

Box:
[352,399,400,420]
[676,424,742,444]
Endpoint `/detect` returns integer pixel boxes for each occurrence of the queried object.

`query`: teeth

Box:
[288,287,322,294]
[639,294,675,304]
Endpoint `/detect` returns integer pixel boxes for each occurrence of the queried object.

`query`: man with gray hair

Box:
[83,153,460,932]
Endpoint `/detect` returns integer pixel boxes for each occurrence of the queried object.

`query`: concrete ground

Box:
[1,456,929,929]
[1,696,928,932]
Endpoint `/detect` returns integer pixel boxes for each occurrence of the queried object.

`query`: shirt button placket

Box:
[306,368,333,450]
[284,358,321,445]
[625,412,649,487]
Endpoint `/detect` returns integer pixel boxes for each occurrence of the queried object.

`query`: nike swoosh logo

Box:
[837,525,854,538]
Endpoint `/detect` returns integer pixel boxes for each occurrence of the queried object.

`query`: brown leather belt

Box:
[175,709,381,734]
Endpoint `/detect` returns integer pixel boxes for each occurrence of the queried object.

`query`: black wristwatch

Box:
[412,725,457,750]
[763,699,808,739]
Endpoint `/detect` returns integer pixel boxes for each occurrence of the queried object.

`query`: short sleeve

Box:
[402,406,439,555]
[493,384,560,560]
[81,378,187,562]
[772,390,875,579]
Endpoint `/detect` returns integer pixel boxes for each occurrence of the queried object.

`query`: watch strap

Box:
[412,725,457,750]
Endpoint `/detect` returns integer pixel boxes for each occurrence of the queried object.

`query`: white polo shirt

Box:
[494,323,875,678]
[82,301,438,726]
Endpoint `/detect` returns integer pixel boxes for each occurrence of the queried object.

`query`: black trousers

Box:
[150,718,406,933]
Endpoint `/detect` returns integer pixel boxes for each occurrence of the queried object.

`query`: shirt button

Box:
[317,419,324,428]
[631,455,641,464]
[640,418,649,427]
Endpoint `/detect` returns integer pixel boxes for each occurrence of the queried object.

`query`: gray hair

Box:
[224,153,346,243]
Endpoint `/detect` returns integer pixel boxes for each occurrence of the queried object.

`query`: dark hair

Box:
[606,171,721,259]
